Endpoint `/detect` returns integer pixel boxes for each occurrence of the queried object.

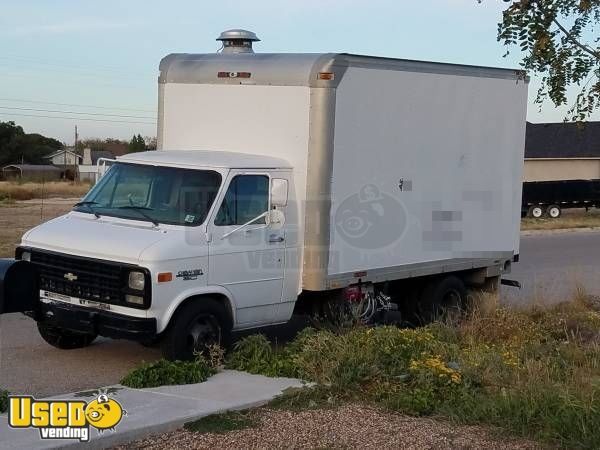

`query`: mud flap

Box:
[0,259,38,314]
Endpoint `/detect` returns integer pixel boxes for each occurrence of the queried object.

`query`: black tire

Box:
[37,322,97,350]
[546,204,561,219]
[161,298,232,361]
[528,205,544,218]
[418,276,468,323]
[139,337,161,348]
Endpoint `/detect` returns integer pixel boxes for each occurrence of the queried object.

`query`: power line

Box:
[0,112,155,125]
[0,106,156,120]
[0,98,156,113]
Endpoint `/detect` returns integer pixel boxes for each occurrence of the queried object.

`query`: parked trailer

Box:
[0,30,528,361]
[522,179,600,218]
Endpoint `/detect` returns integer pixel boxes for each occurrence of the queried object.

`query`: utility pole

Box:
[74,125,79,181]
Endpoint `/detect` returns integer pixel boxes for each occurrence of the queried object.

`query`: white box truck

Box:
[0,30,528,360]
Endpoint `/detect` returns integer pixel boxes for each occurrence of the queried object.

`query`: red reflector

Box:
[318,72,335,81]
[353,271,367,278]
[218,71,251,79]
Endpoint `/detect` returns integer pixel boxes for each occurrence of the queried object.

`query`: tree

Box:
[143,136,157,150]
[128,134,146,153]
[0,121,63,166]
[493,0,600,121]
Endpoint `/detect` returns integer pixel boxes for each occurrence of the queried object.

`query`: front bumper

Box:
[37,301,157,341]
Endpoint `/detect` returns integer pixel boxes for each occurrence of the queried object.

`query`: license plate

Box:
[41,291,111,311]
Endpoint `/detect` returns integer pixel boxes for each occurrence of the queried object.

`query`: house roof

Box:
[525,121,600,159]
[2,164,62,172]
[45,149,82,160]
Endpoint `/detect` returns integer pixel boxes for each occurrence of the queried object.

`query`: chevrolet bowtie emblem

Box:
[64,272,78,282]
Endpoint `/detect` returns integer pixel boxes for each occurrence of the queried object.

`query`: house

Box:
[2,164,63,181]
[524,121,600,182]
[78,148,115,182]
[44,148,82,166]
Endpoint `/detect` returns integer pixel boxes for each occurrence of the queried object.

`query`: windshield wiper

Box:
[117,205,160,227]
[74,200,101,219]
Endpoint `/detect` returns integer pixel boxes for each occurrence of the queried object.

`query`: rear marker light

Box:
[218,71,251,79]
[318,72,335,81]
[158,272,173,283]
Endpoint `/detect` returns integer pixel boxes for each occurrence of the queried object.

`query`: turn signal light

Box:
[158,272,173,283]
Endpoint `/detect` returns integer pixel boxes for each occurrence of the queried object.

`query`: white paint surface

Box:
[328,67,527,275]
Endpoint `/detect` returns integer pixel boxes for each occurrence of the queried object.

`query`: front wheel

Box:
[161,298,232,361]
[37,323,97,349]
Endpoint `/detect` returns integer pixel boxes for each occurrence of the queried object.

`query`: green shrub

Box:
[226,299,600,449]
[121,358,215,389]
[0,389,8,413]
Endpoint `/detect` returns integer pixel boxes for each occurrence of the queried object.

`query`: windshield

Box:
[74,163,222,226]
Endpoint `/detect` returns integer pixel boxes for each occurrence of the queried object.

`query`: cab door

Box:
[207,172,286,327]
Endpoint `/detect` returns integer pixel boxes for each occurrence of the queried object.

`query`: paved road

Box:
[1,230,599,397]
[505,230,600,305]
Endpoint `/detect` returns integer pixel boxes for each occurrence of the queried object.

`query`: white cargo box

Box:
[158,52,528,291]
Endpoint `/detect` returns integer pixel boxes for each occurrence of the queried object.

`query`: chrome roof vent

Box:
[216,29,260,54]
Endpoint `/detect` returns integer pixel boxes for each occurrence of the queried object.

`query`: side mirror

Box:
[271,178,288,207]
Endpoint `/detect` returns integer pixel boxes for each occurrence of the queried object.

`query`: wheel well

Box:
[168,293,234,332]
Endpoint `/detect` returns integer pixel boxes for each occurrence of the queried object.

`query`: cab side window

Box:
[215,175,269,226]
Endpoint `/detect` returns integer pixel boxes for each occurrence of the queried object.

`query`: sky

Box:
[0,0,597,144]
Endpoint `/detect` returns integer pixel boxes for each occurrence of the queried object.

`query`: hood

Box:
[21,213,171,264]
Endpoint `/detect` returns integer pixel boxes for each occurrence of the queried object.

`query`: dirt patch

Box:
[118,404,540,450]
[0,200,73,257]
[522,208,600,231]
[0,181,90,201]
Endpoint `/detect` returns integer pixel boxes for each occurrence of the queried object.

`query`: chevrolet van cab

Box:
[0,30,528,360]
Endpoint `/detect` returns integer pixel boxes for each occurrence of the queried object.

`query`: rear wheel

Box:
[161,298,232,361]
[37,323,97,349]
[528,205,544,218]
[418,276,467,323]
[547,204,561,218]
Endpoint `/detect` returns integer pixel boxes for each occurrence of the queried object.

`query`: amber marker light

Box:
[158,272,173,283]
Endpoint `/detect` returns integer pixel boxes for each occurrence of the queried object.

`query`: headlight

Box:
[128,271,145,291]
[20,251,31,262]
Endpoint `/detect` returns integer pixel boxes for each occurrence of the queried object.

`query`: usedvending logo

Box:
[8,391,126,442]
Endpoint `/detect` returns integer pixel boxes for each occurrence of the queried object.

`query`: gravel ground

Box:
[118,404,541,450]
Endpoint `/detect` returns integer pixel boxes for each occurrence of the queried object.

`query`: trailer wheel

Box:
[418,275,467,323]
[37,323,97,350]
[547,205,561,218]
[161,298,232,361]
[528,206,544,218]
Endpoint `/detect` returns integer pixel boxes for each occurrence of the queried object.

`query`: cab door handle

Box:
[269,236,285,243]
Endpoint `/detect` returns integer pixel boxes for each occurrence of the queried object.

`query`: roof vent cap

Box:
[217,29,260,54]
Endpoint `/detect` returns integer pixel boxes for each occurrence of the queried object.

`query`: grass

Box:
[226,295,600,449]
[0,180,91,201]
[184,410,257,434]
[0,389,8,413]
[521,208,600,230]
[121,358,216,389]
